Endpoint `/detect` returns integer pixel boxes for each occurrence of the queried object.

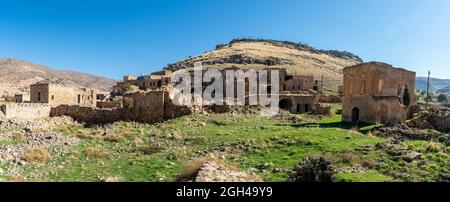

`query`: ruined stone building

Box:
[30,83,97,107]
[111,67,320,115]
[342,62,416,124]
[283,75,319,91]
[112,70,173,96]
[14,94,30,103]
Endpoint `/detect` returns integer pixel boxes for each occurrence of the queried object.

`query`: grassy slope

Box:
[3,104,449,182]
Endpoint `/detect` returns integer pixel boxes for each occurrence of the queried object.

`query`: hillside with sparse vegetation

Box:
[165,38,362,92]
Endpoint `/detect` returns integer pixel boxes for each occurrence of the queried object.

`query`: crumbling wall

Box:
[123,91,166,123]
[96,101,122,109]
[319,95,342,103]
[0,103,51,120]
[51,90,193,124]
[50,105,123,124]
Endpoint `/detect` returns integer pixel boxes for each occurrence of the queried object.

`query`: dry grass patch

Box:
[166,131,184,140]
[104,135,125,143]
[339,150,363,164]
[24,147,51,163]
[84,148,109,159]
[139,145,164,155]
[176,159,207,181]
[185,136,208,144]
[12,132,26,142]
[9,175,26,182]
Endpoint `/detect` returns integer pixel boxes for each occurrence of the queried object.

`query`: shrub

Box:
[437,94,448,103]
[403,87,411,106]
[25,148,51,163]
[288,156,336,182]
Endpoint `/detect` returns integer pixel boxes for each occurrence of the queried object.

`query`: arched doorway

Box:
[351,107,360,122]
[279,98,293,111]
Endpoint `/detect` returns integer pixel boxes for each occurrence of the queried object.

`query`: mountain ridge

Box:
[416,76,450,95]
[0,58,116,96]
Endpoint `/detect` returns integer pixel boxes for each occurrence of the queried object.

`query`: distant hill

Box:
[165,38,363,92]
[0,58,116,96]
[416,77,450,95]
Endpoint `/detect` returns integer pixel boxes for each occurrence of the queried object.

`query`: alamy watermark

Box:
[169,62,281,116]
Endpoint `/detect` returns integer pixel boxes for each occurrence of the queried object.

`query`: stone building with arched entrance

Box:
[342,62,416,124]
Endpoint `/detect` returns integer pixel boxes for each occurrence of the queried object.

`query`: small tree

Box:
[437,94,448,103]
[403,86,411,106]
[420,91,426,96]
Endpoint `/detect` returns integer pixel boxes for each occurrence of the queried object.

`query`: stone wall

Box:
[50,105,123,124]
[96,101,122,109]
[319,95,342,103]
[123,91,166,123]
[0,103,51,120]
[51,90,194,124]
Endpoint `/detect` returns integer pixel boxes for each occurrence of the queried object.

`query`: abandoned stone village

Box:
[0,61,420,125]
[2,61,450,182]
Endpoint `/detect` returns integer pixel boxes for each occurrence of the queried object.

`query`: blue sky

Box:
[0,0,449,80]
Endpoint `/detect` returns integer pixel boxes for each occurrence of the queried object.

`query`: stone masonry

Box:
[342,62,416,124]
[0,103,51,120]
[30,83,97,107]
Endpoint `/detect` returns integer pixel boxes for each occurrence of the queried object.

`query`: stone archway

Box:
[351,107,360,122]
[279,98,293,111]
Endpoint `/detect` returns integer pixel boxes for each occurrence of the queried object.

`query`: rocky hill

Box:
[0,58,116,96]
[165,38,363,92]
[416,77,450,95]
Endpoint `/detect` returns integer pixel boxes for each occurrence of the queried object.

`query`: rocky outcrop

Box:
[376,140,423,162]
[374,122,443,142]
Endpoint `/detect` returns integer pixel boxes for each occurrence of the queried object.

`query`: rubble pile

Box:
[406,108,450,132]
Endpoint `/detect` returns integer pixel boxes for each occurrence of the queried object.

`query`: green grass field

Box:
[4,104,449,182]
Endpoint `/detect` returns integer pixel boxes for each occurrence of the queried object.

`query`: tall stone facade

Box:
[342,62,416,124]
[30,83,97,107]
